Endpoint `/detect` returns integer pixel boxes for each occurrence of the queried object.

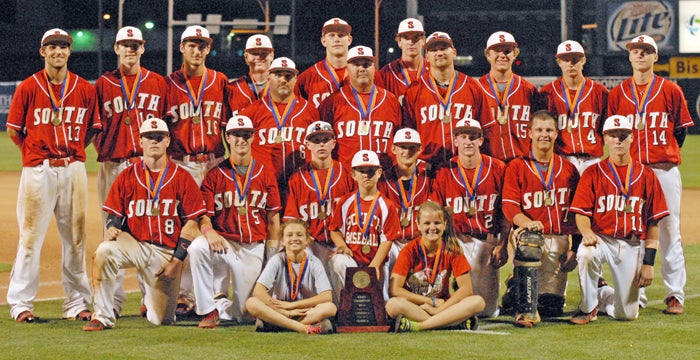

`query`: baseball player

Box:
[402,32,489,168]
[295,18,353,107]
[83,118,206,331]
[539,40,608,174]
[245,219,336,334]
[240,57,318,201]
[6,29,100,323]
[188,115,281,327]
[284,121,356,264]
[429,119,509,318]
[318,45,402,170]
[227,34,274,115]
[165,25,231,315]
[501,110,579,328]
[608,35,694,315]
[569,115,668,324]
[478,31,540,162]
[328,150,402,302]
[387,201,485,332]
[94,26,167,316]
[378,18,428,105]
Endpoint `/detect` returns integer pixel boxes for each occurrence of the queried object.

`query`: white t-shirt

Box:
[257,252,332,301]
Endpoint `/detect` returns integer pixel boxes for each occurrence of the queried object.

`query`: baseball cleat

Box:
[514,313,541,328]
[83,319,106,331]
[140,305,148,318]
[16,311,36,323]
[664,297,684,315]
[75,310,93,321]
[569,309,598,325]
[198,309,220,329]
[176,294,196,319]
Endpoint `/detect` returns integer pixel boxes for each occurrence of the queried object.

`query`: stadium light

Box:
[145,21,155,29]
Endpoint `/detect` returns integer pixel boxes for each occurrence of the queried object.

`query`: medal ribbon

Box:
[267,92,297,133]
[246,73,268,99]
[630,75,657,125]
[399,58,425,87]
[44,70,69,114]
[143,160,170,205]
[351,85,377,121]
[486,73,514,116]
[310,165,335,211]
[285,252,309,301]
[118,67,143,115]
[560,78,585,121]
[323,59,344,90]
[355,191,381,240]
[396,166,417,216]
[607,159,633,201]
[230,158,256,206]
[456,157,483,202]
[182,68,208,116]
[428,72,457,117]
[417,239,443,285]
[530,150,554,192]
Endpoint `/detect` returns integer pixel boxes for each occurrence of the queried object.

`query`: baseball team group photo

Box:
[1,2,699,358]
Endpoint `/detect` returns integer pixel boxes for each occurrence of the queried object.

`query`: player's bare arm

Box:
[560,247,578,273]
[574,214,599,247]
[265,212,281,256]
[368,241,392,280]
[252,283,290,317]
[6,128,24,148]
[512,213,543,233]
[330,230,353,256]
[638,224,660,288]
[199,215,227,254]
[156,219,198,280]
[490,217,511,268]
[105,213,125,241]
[272,290,333,311]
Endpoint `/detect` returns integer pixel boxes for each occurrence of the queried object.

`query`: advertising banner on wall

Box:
[0,82,18,131]
[607,1,676,53]
[679,1,700,53]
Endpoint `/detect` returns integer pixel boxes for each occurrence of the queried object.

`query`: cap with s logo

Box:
[556,40,584,58]
[41,28,72,46]
[305,121,335,141]
[245,34,273,51]
[454,118,482,136]
[225,115,255,132]
[351,150,380,168]
[392,128,421,145]
[425,31,454,51]
[397,18,425,35]
[116,26,145,44]
[269,57,298,75]
[625,35,657,54]
[486,31,518,50]
[181,25,213,44]
[139,118,169,135]
[322,17,352,35]
[603,115,633,133]
[347,46,375,63]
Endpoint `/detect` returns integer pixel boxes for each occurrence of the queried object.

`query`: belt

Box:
[649,162,676,171]
[181,153,214,163]
[111,156,142,165]
[48,157,77,167]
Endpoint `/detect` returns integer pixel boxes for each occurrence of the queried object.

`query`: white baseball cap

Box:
[392,128,421,145]
[486,31,518,49]
[425,31,454,51]
[454,118,482,135]
[245,34,273,51]
[351,150,381,168]
[225,115,255,132]
[397,18,424,35]
[41,28,72,46]
[347,46,375,63]
[181,25,213,44]
[322,17,352,35]
[116,26,145,44]
[268,57,298,75]
[626,35,657,53]
[139,118,169,135]
[603,115,633,133]
[556,40,584,58]
[305,121,335,141]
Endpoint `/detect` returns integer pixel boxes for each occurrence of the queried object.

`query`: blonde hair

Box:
[416,201,462,255]
[279,218,311,243]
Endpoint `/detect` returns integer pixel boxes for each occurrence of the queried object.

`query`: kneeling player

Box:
[246,219,336,334]
[386,201,485,332]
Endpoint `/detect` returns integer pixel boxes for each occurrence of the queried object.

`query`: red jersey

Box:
[329,191,402,266]
[477,74,539,161]
[607,76,694,165]
[240,95,318,186]
[502,154,579,235]
[540,78,608,157]
[378,58,429,105]
[392,237,470,300]
[103,161,206,248]
[295,59,349,108]
[227,74,264,115]
[165,68,230,159]
[570,159,669,239]
[377,160,432,241]
[430,155,507,236]
[403,72,490,165]
[318,84,401,169]
[94,67,167,162]
[201,158,282,243]
[283,161,356,243]
[7,70,101,167]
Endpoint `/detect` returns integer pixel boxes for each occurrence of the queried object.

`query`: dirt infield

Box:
[0,171,698,305]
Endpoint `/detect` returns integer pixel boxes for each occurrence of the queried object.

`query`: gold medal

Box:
[497,112,507,125]
[636,120,645,130]
[150,207,160,216]
[192,115,201,124]
[237,206,247,215]
[566,124,572,133]
[400,216,409,228]
[125,115,131,125]
[318,210,326,220]
[362,244,371,254]
[624,204,633,213]
[467,207,477,216]
[274,135,283,143]
[358,121,370,136]
[544,196,553,206]
[52,112,61,126]
[441,114,451,123]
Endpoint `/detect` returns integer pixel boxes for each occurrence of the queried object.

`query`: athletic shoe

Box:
[176,294,196,318]
[597,277,608,288]
[393,315,412,333]
[16,311,36,323]
[514,312,541,328]
[569,309,598,325]
[140,305,148,318]
[255,318,265,332]
[664,297,684,315]
[198,309,220,329]
[464,316,479,330]
[319,319,334,334]
[83,319,105,331]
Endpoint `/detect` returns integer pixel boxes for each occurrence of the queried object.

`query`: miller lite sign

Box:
[606,1,676,53]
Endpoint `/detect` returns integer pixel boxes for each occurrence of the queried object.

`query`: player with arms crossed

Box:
[608,35,693,315]
[188,115,281,328]
[386,201,485,332]
[429,119,509,318]
[83,118,206,331]
[6,29,100,323]
[500,110,579,328]
[569,115,668,324]
[246,219,336,334]
[478,31,539,162]
[378,18,428,105]
[228,34,274,115]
